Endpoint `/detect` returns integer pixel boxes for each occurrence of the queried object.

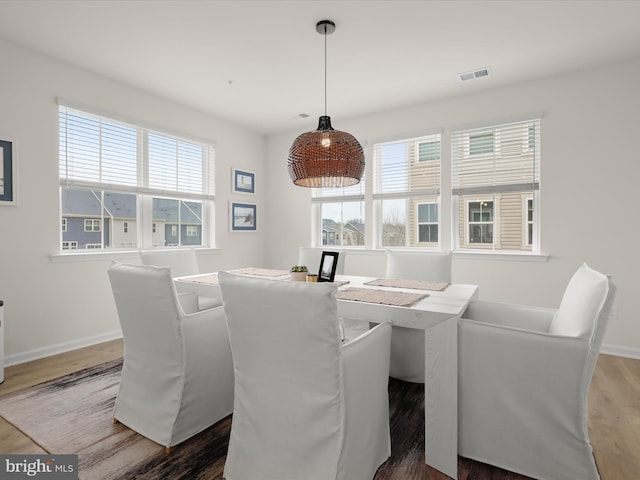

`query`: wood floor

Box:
[1,339,639,479]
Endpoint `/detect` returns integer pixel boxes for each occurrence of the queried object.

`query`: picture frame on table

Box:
[230,202,257,231]
[318,251,339,282]
[232,168,255,194]
[0,139,16,205]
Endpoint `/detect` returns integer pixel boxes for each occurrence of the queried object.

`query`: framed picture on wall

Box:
[232,168,255,194]
[230,202,257,231]
[0,139,16,205]
[318,251,339,282]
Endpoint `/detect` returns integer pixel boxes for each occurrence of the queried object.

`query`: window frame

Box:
[416,201,439,245]
[58,104,215,253]
[452,118,540,254]
[465,199,495,246]
[372,132,442,250]
[84,218,102,233]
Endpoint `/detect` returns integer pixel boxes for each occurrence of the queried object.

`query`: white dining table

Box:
[175,270,478,479]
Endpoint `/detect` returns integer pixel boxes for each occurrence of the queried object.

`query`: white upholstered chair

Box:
[139,249,220,310]
[107,261,234,451]
[218,271,391,480]
[298,246,346,276]
[385,249,452,383]
[458,263,616,480]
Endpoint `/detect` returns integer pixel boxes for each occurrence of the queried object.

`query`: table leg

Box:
[424,317,457,479]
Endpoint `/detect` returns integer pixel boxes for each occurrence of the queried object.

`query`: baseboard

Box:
[5,330,123,367]
[4,332,638,367]
[601,343,640,360]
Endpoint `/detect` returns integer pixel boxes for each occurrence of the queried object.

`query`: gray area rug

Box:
[0,358,530,480]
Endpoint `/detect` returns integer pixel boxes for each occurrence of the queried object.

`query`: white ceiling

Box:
[2,0,640,135]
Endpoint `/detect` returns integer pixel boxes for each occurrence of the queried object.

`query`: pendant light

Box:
[287,20,365,188]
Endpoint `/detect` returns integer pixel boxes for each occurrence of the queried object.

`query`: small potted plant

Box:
[289,265,308,282]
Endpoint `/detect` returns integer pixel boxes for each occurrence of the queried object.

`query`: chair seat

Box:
[197,295,222,310]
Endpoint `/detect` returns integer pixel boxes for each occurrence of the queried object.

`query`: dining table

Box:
[174,267,479,480]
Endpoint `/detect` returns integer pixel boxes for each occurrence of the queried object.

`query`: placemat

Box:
[180,273,219,285]
[231,267,290,277]
[336,287,428,307]
[364,278,449,291]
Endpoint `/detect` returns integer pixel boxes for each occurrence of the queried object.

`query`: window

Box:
[452,119,540,252]
[469,132,494,156]
[61,218,67,232]
[525,197,533,246]
[84,219,101,232]
[312,173,365,247]
[62,241,77,250]
[467,200,494,244]
[373,134,441,248]
[59,105,214,251]
[417,202,438,243]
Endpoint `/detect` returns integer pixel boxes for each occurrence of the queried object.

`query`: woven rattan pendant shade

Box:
[288,20,364,188]
[288,116,364,188]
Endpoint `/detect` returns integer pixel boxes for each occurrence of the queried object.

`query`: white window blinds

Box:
[452,118,540,252]
[452,119,540,196]
[373,133,441,198]
[59,106,214,198]
[373,133,442,248]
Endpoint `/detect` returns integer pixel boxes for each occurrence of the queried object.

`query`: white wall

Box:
[0,40,266,363]
[2,36,638,363]
[265,57,640,356]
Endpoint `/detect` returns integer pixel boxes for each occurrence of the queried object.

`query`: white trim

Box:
[49,247,219,263]
[451,112,544,135]
[369,128,444,148]
[601,343,640,360]
[56,97,217,147]
[453,250,548,262]
[4,330,123,367]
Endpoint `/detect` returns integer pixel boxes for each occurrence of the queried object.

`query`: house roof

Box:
[61,189,202,223]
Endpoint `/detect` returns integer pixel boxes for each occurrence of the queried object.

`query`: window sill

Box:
[453,250,548,262]
[50,247,219,263]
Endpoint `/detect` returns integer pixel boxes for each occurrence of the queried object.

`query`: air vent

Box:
[458,67,491,82]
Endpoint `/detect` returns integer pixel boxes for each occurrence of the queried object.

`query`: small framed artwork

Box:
[230,202,257,231]
[0,139,16,205]
[318,251,339,282]
[232,168,255,194]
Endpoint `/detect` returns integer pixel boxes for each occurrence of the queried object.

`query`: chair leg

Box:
[112,418,119,424]
[165,446,174,454]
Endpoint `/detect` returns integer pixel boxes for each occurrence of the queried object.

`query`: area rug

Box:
[0,359,228,479]
[0,359,531,480]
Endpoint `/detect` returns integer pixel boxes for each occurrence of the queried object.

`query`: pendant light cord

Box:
[324,24,328,117]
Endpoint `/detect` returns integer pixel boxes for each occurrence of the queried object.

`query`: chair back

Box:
[108,262,184,371]
[385,250,452,282]
[299,247,346,276]
[139,249,200,277]
[219,271,344,478]
[550,263,613,340]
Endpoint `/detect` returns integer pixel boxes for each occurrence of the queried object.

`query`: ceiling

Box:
[1,1,640,135]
